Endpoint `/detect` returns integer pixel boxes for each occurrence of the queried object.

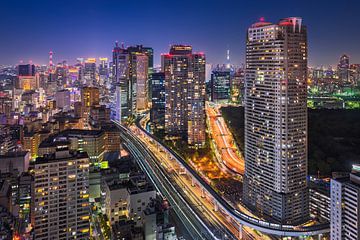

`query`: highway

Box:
[115,122,233,239]
[206,104,244,174]
[113,117,330,238]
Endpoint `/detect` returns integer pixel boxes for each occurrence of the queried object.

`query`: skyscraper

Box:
[150,72,166,129]
[338,54,350,85]
[112,42,151,120]
[162,45,206,147]
[18,64,36,76]
[98,57,109,88]
[127,45,154,101]
[211,67,231,101]
[243,17,309,224]
[83,58,97,86]
[32,149,90,239]
[112,42,131,120]
[133,53,149,111]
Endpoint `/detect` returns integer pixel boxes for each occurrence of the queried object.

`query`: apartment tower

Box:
[162,45,206,147]
[243,17,309,224]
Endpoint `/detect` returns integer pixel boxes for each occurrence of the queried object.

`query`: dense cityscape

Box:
[1,1,360,240]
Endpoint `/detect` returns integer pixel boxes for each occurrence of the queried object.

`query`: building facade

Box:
[150,72,165,129]
[211,69,231,101]
[243,17,309,224]
[331,166,360,240]
[162,45,206,147]
[32,150,90,239]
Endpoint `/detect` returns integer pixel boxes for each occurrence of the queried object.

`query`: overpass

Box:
[115,119,330,238]
[116,122,236,239]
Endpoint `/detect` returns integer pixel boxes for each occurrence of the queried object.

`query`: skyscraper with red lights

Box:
[244,17,309,224]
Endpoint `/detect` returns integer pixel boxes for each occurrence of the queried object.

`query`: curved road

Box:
[131,118,330,237]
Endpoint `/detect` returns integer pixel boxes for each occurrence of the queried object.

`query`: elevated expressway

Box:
[114,119,330,239]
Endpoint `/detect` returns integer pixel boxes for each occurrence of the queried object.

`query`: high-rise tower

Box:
[162,45,206,147]
[112,42,130,120]
[338,54,350,85]
[243,17,309,224]
[32,149,90,239]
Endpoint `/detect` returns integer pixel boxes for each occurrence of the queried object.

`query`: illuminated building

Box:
[112,43,152,120]
[337,54,350,85]
[127,45,154,101]
[68,67,79,85]
[112,42,130,120]
[113,85,122,122]
[101,124,121,153]
[331,165,360,240]
[32,149,90,240]
[81,86,100,113]
[210,68,231,101]
[243,17,309,224]
[81,86,100,128]
[150,72,165,129]
[23,132,40,159]
[230,67,245,103]
[55,62,68,87]
[103,175,156,226]
[83,58,97,85]
[99,57,109,85]
[162,45,206,147]
[18,76,39,91]
[133,53,148,111]
[38,129,106,163]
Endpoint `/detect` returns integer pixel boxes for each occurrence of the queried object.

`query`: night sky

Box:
[1,0,359,67]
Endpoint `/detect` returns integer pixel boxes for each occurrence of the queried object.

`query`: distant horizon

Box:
[1,0,360,67]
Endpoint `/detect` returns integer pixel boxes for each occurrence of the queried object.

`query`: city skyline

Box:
[1,1,360,238]
[1,0,360,67]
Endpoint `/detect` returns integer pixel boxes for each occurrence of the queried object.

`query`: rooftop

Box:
[35,150,89,165]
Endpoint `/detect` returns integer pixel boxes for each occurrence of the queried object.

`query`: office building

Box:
[99,57,109,84]
[113,85,122,122]
[55,63,68,87]
[112,43,152,120]
[331,165,360,240]
[81,86,100,112]
[23,132,40,159]
[127,45,154,101]
[162,45,206,147]
[112,42,131,120]
[18,76,39,91]
[18,64,35,76]
[150,72,166,129]
[83,58,97,86]
[32,149,90,239]
[134,53,149,111]
[243,17,309,224]
[211,68,231,101]
[338,54,350,85]
[38,129,106,163]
